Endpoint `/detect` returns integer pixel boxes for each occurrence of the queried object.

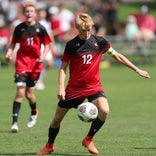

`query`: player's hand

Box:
[137,69,150,78]
[36,56,44,63]
[57,89,65,100]
[5,52,12,61]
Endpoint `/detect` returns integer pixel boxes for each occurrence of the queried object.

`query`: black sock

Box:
[87,117,104,137]
[48,126,60,143]
[29,102,37,115]
[12,101,21,124]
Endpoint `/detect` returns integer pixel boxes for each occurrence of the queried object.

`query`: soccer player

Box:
[5,1,52,133]
[38,13,150,155]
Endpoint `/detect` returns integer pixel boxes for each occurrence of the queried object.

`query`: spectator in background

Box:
[88,0,102,15]
[57,2,75,41]
[1,0,19,23]
[0,15,9,52]
[92,13,106,36]
[73,0,89,15]
[48,6,63,43]
[132,5,156,54]
[125,15,139,42]
[102,0,119,35]
[7,4,25,66]
[48,6,64,57]
[35,2,56,90]
[48,4,76,58]
[136,5,156,44]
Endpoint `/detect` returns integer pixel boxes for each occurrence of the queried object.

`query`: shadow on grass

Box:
[0,153,36,156]
[0,152,90,156]
[134,147,156,150]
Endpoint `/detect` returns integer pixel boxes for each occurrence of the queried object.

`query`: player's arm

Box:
[107,47,150,78]
[5,43,15,61]
[57,61,68,100]
[37,44,50,63]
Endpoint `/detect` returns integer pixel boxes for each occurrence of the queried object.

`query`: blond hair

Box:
[75,13,94,30]
[23,1,36,12]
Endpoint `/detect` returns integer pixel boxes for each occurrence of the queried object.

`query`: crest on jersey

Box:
[36,28,40,33]
[76,43,80,46]
[94,42,98,47]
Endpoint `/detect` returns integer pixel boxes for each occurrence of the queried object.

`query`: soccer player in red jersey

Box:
[38,13,150,155]
[5,1,52,132]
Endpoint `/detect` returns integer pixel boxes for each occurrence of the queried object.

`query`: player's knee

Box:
[16,91,25,99]
[98,107,109,120]
[25,92,33,100]
[104,108,109,116]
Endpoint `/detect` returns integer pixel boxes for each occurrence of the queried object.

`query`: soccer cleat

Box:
[27,109,39,128]
[11,122,19,133]
[35,82,45,90]
[37,142,55,155]
[82,135,99,155]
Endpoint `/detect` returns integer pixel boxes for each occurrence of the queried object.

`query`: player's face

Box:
[78,27,92,40]
[24,6,36,25]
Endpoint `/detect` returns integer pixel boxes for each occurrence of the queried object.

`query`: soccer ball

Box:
[77,102,98,122]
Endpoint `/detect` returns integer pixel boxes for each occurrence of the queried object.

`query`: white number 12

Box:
[82,54,92,64]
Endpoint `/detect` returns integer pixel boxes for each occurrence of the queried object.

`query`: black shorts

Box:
[58,92,106,109]
[14,72,40,87]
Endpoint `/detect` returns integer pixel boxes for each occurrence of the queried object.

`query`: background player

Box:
[5,1,51,132]
[38,13,150,155]
[35,3,57,90]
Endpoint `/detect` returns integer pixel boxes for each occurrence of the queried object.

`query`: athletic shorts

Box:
[14,72,40,87]
[58,92,106,109]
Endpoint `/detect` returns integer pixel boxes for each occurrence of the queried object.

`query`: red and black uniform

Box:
[12,22,51,74]
[11,22,51,86]
[59,34,111,108]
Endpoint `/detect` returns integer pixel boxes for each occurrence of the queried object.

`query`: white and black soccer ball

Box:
[77,102,98,122]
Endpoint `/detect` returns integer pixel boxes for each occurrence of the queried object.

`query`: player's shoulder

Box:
[91,34,108,42]
[65,36,79,47]
[68,35,79,43]
[15,22,26,29]
[36,22,47,30]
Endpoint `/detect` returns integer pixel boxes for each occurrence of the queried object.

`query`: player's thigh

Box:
[51,106,69,128]
[92,97,109,119]
[15,86,26,101]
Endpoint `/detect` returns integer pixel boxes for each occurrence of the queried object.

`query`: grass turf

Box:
[0,63,156,156]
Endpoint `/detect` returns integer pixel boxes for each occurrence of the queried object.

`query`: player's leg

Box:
[36,52,53,90]
[38,106,69,155]
[38,98,84,155]
[26,72,39,128]
[11,74,27,133]
[88,96,109,135]
[11,86,26,133]
[82,93,109,154]
[49,106,69,141]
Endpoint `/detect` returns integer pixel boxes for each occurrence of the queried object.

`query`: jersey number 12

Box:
[82,54,92,64]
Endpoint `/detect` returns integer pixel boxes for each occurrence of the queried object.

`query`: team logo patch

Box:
[76,43,80,46]
[36,28,40,32]
[94,42,98,47]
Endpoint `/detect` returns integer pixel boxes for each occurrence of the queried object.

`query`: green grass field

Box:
[0,63,156,156]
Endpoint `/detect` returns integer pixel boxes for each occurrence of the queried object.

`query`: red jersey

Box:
[62,35,111,100]
[11,22,51,73]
